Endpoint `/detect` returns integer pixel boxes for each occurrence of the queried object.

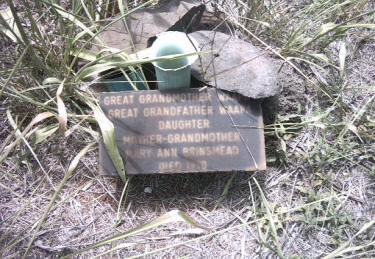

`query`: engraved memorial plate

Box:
[99,88,266,175]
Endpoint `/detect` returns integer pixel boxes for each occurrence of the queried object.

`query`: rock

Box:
[144,187,152,194]
[189,31,278,99]
[95,0,203,52]
[147,4,205,47]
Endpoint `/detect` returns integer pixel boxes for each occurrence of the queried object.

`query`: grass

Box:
[0,0,374,258]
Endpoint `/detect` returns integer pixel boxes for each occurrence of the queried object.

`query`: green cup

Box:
[151,31,199,90]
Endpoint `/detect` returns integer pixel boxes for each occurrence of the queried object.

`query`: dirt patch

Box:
[0,0,374,258]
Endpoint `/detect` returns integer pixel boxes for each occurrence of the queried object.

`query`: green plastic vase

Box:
[151,31,199,90]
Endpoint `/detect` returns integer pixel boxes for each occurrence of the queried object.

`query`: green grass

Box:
[0,0,374,257]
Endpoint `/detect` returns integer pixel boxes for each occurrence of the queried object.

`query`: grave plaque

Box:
[99,88,266,175]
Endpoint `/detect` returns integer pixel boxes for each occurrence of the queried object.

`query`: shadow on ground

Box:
[103,169,270,218]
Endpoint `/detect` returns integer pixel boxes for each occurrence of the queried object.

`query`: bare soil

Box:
[0,0,374,258]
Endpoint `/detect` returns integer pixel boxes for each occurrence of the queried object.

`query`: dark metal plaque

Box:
[99,88,266,175]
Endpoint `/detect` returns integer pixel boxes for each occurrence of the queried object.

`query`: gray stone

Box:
[95,0,202,52]
[190,31,278,99]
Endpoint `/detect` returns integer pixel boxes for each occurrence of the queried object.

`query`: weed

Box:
[0,0,374,257]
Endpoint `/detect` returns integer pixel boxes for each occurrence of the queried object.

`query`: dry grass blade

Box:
[323,220,375,259]
[65,0,156,78]
[4,0,29,45]
[0,112,55,164]
[117,0,125,15]
[127,193,348,259]
[74,50,211,82]
[73,24,99,44]
[336,241,375,258]
[0,176,46,244]
[22,142,96,258]
[22,1,45,44]
[0,181,24,198]
[315,22,337,37]
[213,172,237,210]
[56,79,68,136]
[339,41,347,78]
[225,13,335,101]
[6,110,55,189]
[0,0,373,257]
[3,0,44,69]
[0,115,27,153]
[70,48,98,62]
[63,209,209,258]
[0,7,23,43]
[79,0,94,22]
[0,45,30,98]
[90,102,126,183]
[52,3,104,46]
[302,10,375,48]
[116,177,131,224]
[1,179,93,255]
[42,77,62,85]
[33,124,59,144]
[339,23,375,30]
[253,178,284,258]
[335,94,374,145]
